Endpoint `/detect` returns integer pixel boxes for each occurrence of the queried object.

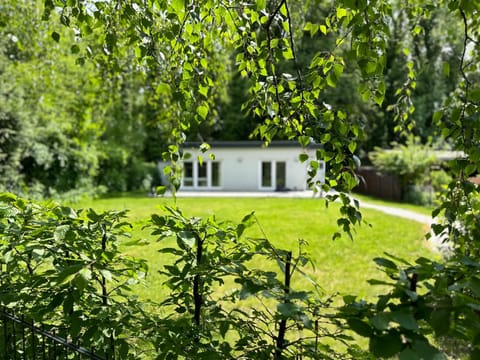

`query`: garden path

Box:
[355,199,451,255]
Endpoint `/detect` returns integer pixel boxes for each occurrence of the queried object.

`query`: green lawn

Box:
[74,193,439,303]
[351,193,435,216]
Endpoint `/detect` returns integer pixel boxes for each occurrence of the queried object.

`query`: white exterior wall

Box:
[180,144,324,191]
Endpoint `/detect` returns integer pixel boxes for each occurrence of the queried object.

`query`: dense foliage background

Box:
[0,0,466,199]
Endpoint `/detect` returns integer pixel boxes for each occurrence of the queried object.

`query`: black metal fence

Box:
[0,309,114,360]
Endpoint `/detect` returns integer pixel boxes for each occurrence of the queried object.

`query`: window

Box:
[211,162,220,187]
[182,161,221,189]
[276,161,286,190]
[183,162,194,186]
[198,163,208,187]
[261,162,272,187]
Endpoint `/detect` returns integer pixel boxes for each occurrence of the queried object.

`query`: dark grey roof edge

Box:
[182,140,322,148]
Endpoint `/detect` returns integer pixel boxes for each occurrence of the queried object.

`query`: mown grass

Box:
[74,193,439,303]
[351,193,435,216]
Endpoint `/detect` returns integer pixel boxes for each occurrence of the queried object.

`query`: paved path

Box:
[354,200,450,255]
[358,202,432,224]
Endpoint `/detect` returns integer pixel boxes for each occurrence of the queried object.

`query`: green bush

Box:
[403,185,431,205]
[126,160,162,192]
[430,169,452,194]
[96,147,161,193]
[0,192,149,358]
[370,137,437,201]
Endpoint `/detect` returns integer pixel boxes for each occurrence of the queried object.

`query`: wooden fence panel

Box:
[354,166,402,201]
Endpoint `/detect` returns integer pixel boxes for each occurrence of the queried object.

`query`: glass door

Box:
[261,161,273,188]
[276,161,286,190]
[260,161,286,190]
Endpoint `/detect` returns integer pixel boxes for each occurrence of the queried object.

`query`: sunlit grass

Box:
[351,193,435,216]
[74,194,439,303]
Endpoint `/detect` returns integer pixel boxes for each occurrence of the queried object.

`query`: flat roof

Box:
[182,141,321,148]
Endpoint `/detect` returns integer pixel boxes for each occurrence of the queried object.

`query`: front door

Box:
[260,161,286,190]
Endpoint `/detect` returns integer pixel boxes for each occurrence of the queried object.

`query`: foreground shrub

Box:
[0,193,366,359]
[0,192,149,358]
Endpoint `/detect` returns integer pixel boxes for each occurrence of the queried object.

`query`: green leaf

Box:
[51,31,60,42]
[151,213,166,226]
[429,308,450,336]
[75,268,92,292]
[336,7,347,19]
[347,319,372,337]
[3,250,13,264]
[326,73,337,88]
[0,192,17,203]
[299,154,309,162]
[334,63,344,78]
[469,276,480,297]
[200,142,210,153]
[32,248,45,260]
[371,313,390,330]
[288,291,309,300]
[215,321,229,341]
[413,25,422,35]
[255,0,266,10]
[56,264,84,286]
[392,310,418,330]
[171,0,184,15]
[348,142,356,154]
[197,105,208,120]
[432,111,443,123]
[70,315,83,337]
[277,302,299,317]
[178,231,195,248]
[450,107,462,124]
[238,279,266,299]
[374,90,384,105]
[54,225,70,242]
[63,294,74,315]
[442,62,450,77]
[373,257,398,271]
[158,247,183,255]
[369,332,403,358]
[282,48,294,60]
[365,60,377,74]
[468,88,480,103]
[399,348,421,360]
[99,269,112,282]
[298,136,310,147]
[412,339,445,360]
[156,83,170,95]
[87,209,100,221]
[367,279,394,286]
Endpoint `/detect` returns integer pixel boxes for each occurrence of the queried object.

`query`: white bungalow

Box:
[178,141,324,192]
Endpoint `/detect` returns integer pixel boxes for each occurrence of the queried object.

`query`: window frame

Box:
[181,160,222,189]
